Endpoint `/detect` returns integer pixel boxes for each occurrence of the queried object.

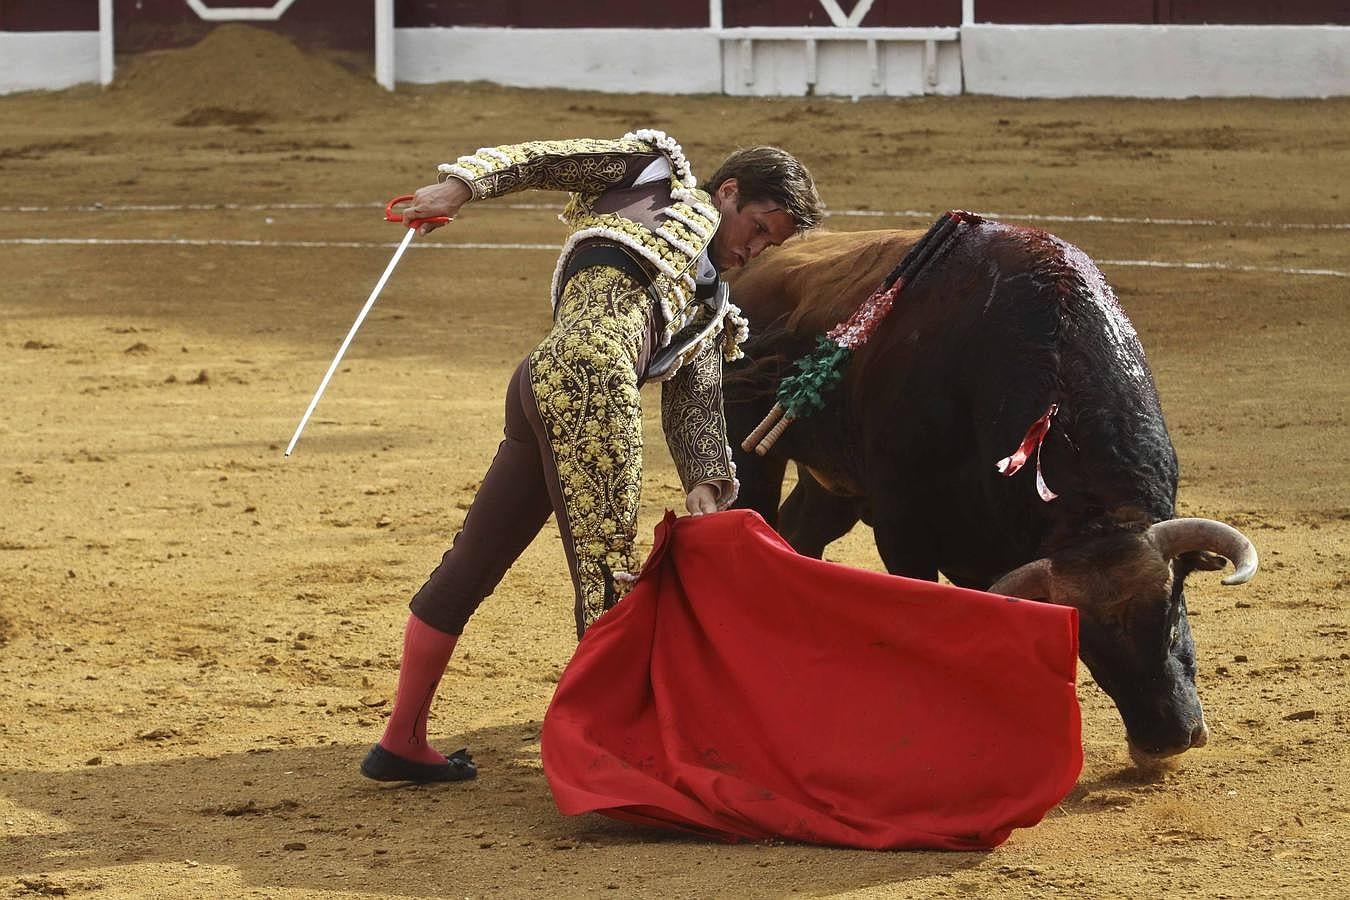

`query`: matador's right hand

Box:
[403,178,471,234]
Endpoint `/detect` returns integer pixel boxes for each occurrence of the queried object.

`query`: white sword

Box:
[284,197,444,457]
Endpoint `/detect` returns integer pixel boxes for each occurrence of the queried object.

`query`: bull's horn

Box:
[988,558,1053,600]
[1146,518,1259,586]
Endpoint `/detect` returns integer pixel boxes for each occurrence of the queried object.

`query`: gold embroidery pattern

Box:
[437,132,728,362]
[528,265,652,634]
[661,340,735,497]
[441,139,653,200]
[499,138,650,164]
[475,153,638,199]
[564,212,698,287]
[555,198,718,346]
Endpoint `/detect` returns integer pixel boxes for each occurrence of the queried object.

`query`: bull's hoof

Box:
[360,744,477,783]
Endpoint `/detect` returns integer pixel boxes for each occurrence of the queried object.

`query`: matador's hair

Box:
[705,146,824,233]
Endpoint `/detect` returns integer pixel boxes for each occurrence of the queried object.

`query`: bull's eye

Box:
[1169,624,1180,648]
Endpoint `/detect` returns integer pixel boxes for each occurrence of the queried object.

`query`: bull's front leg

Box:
[729,449,788,527]
[778,467,861,559]
[871,512,941,582]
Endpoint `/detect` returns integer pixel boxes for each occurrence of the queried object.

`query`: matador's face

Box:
[708,178,797,271]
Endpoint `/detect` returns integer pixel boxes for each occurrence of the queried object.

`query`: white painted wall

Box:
[3,25,1347,98]
[962,25,1350,99]
[394,27,723,94]
[0,31,101,96]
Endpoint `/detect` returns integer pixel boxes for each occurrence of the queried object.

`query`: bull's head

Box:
[989,518,1258,765]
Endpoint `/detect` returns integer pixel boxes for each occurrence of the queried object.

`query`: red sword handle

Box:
[385,195,451,230]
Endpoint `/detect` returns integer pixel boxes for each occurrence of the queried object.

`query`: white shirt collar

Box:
[695,248,718,285]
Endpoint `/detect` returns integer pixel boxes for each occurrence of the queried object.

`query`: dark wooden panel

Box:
[723,1,960,28]
[395,1,706,28]
[1170,1,1348,24]
[966,0,1346,24]
[0,0,98,31]
[970,1,1156,24]
[111,0,374,52]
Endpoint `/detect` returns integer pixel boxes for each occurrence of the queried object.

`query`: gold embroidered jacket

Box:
[437,130,742,506]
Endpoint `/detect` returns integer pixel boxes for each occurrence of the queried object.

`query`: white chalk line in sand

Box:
[0,237,556,251]
[3,236,1345,278]
[0,201,1345,231]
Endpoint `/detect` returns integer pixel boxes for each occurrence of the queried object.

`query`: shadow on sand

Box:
[2,723,994,897]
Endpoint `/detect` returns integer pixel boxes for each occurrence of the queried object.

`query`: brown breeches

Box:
[409,265,654,639]
[409,360,559,635]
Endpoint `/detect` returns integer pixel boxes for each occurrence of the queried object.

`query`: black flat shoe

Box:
[360,744,477,783]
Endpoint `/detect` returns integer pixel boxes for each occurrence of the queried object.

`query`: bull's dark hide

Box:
[722,224,1257,762]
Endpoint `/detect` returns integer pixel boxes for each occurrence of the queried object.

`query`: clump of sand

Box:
[112,24,382,124]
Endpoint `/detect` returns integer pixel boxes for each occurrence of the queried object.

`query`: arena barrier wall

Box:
[393,27,724,95]
[390,23,1345,98]
[2,14,1347,98]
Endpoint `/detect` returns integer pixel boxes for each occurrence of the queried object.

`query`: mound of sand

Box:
[112,24,382,124]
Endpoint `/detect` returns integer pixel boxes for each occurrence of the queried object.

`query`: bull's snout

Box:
[1127,718,1209,766]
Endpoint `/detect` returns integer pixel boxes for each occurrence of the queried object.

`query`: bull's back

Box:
[727,229,923,334]
[730,221,1177,573]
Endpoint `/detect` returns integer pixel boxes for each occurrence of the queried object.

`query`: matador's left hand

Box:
[684,483,719,516]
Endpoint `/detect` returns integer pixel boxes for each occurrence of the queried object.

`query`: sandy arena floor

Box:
[1,27,1347,900]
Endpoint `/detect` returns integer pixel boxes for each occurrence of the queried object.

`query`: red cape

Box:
[542,510,1082,850]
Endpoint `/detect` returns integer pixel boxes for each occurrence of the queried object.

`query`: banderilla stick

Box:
[742,402,794,456]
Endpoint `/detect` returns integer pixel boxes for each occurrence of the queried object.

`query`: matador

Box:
[361,129,822,784]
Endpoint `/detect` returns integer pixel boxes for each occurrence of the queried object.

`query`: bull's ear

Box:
[1176,550,1228,574]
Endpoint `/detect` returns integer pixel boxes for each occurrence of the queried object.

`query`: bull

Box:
[722,223,1258,765]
